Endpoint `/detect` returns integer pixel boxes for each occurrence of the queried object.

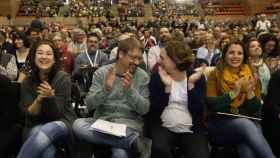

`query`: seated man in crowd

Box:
[73,37,151,158]
[73,32,109,95]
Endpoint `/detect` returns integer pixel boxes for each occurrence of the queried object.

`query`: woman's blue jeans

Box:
[17,121,68,158]
[208,117,275,158]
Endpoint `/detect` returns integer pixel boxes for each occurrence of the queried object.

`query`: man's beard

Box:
[88,47,97,53]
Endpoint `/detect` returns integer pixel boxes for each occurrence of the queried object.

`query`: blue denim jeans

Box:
[72,118,139,158]
[208,117,275,158]
[17,121,68,158]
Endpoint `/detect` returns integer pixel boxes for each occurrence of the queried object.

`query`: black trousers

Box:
[0,125,22,158]
[149,125,210,158]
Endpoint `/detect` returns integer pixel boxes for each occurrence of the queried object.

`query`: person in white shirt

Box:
[255,14,271,32]
[147,40,209,158]
[145,27,171,72]
[196,34,221,66]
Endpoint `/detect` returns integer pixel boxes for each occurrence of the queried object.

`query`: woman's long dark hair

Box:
[28,40,62,84]
[216,40,248,73]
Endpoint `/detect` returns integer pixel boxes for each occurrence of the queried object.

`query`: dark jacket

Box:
[19,70,77,128]
[147,70,207,134]
[0,74,22,129]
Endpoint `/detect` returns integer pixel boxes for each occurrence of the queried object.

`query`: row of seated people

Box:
[17,0,112,17]
[1,33,280,158]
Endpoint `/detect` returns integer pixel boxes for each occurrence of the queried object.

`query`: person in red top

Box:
[51,32,74,74]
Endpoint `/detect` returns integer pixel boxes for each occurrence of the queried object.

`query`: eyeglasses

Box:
[127,53,143,62]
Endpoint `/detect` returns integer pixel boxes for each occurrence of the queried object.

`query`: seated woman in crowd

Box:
[17,40,77,158]
[246,38,270,97]
[147,40,209,158]
[206,41,275,158]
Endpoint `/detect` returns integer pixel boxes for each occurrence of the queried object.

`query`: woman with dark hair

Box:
[258,33,278,58]
[17,40,76,158]
[246,39,270,97]
[258,33,280,74]
[13,32,30,71]
[147,40,209,158]
[206,41,274,158]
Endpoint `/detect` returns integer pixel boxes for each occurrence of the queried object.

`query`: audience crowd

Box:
[1,9,280,158]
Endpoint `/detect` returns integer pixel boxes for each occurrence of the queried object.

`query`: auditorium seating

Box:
[205,4,246,16]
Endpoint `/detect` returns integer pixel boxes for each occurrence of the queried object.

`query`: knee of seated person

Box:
[234,118,260,137]
[40,121,68,134]
[27,125,43,138]
[112,148,129,158]
[36,121,69,143]
[28,130,50,148]
[72,118,86,132]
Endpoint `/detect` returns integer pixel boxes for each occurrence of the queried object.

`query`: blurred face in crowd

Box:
[61,28,70,38]
[144,30,150,38]
[87,36,99,53]
[205,35,215,48]
[248,40,262,58]
[75,34,86,44]
[220,37,231,50]
[52,35,64,49]
[0,35,5,46]
[137,30,143,39]
[105,26,113,34]
[159,27,171,43]
[225,44,244,69]
[30,31,41,39]
[15,38,24,49]
[35,44,55,73]
[265,40,276,54]
[159,48,176,74]
[193,31,201,43]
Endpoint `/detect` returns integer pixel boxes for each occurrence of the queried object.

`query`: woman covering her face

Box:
[17,40,76,158]
[206,41,274,158]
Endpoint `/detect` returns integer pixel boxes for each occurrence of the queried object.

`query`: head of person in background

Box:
[171,29,185,43]
[27,27,42,46]
[259,33,278,58]
[41,26,50,40]
[159,27,171,46]
[0,31,6,48]
[72,28,86,44]
[13,32,30,50]
[143,28,151,40]
[246,38,263,63]
[219,35,231,51]
[51,32,66,50]
[87,32,100,54]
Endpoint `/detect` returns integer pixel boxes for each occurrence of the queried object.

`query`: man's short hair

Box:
[87,32,100,40]
[117,37,143,58]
